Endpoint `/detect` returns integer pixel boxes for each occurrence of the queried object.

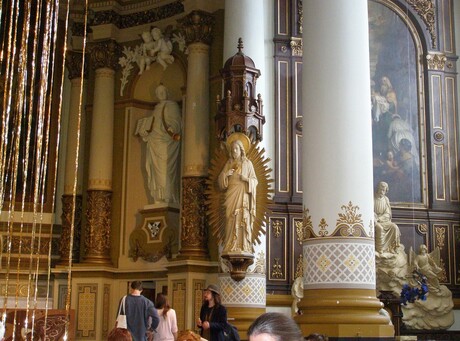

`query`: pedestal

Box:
[129,204,180,262]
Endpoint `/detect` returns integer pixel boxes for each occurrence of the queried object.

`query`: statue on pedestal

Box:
[135,84,181,204]
[218,136,258,254]
[206,132,272,281]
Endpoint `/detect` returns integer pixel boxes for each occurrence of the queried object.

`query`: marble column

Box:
[177,10,214,260]
[297,1,393,338]
[220,0,267,335]
[60,51,86,264]
[83,40,119,265]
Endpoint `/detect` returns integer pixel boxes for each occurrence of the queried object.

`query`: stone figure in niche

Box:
[374,181,401,255]
[291,276,304,316]
[137,27,174,74]
[218,136,258,254]
[135,84,181,204]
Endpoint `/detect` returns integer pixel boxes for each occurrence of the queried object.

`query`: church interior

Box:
[0,0,460,340]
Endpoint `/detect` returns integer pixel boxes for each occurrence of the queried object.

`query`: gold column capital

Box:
[66,50,88,80]
[178,10,214,46]
[89,40,121,70]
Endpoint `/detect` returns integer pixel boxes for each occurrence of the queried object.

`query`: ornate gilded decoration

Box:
[76,285,97,338]
[1,283,48,297]
[84,190,112,264]
[271,219,283,238]
[66,51,87,80]
[432,227,449,281]
[435,226,446,248]
[178,176,208,259]
[89,1,184,29]
[5,236,50,255]
[290,37,302,57]
[318,218,329,236]
[178,10,214,46]
[271,258,283,278]
[60,194,82,263]
[130,207,178,262]
[302,208,313,240]
[294,253,303,279]
[295,219,304,244]
[426,53,446,70]
[89,40,121,70]
[434,131,444,142]
[406,0,437,48]
[250,251,266,274]
[302,202,371,239]
[418,223,428,234]
[334,201,366,237]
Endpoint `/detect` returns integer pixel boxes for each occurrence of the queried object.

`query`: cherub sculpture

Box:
[137,27,174,74]
[408,244,442,293]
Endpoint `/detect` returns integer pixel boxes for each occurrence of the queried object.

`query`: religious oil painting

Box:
[368,1,426,206]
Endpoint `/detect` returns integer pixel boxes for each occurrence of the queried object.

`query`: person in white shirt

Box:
[154,293,178,341]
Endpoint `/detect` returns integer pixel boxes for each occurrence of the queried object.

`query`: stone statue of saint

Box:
[135,84,181,204]
[218,137,258,254]
[374,181,401,254]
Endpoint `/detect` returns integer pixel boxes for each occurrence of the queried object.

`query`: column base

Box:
[296,289,395,338]
[227,306,265,340]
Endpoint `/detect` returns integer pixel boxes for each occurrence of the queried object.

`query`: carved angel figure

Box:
[409,244,442,292]
[137,27,174,74]
[218,136,258,253]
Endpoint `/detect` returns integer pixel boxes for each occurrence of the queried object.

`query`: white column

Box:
[298,0,393,338]
[220,0,267,331]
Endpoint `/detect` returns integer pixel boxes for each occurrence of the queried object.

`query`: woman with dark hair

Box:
[247,312,303,341]
[154,293,178,341]
[196,284,227,341]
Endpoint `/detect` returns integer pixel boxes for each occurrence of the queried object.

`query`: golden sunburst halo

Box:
[206,134,273,249]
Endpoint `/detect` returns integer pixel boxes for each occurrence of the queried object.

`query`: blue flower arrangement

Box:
[400,270,429,305]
